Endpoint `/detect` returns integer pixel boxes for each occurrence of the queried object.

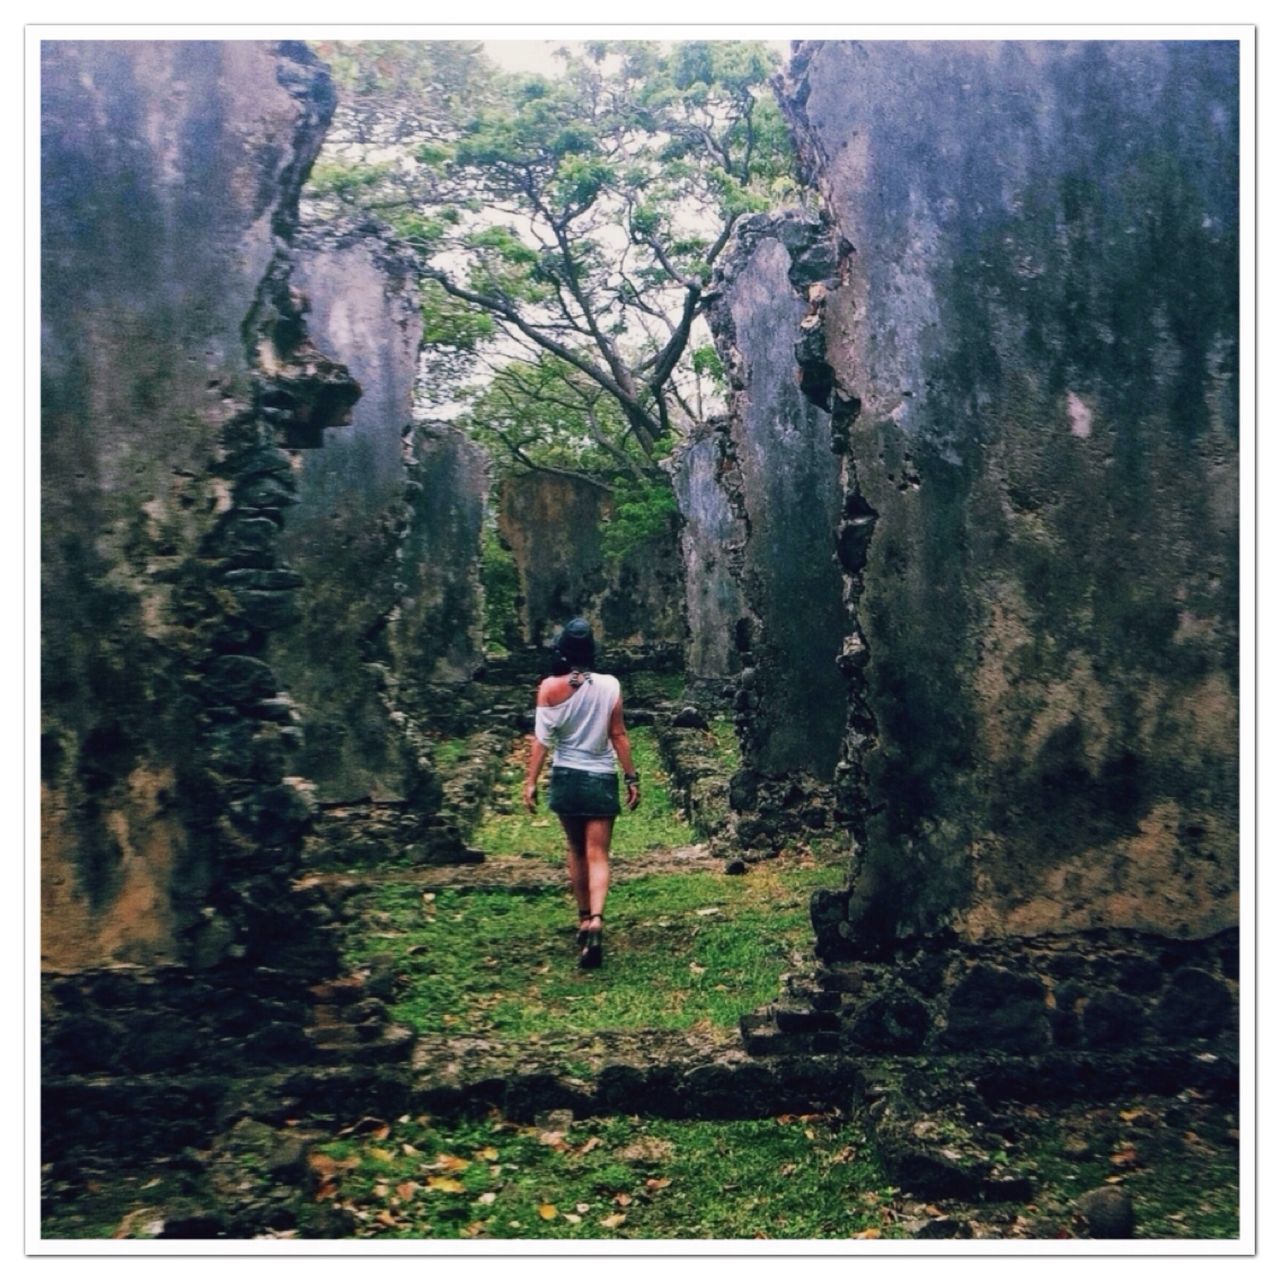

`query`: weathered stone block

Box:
[941,964,1050,1054]
[1081,990,1149,1050]
[1152,967,1234,1041]
[842,991,930,1054]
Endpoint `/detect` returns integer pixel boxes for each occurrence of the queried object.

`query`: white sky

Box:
[483,39,791,77]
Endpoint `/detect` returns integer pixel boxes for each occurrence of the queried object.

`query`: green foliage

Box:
[458,353,649,481]
[691,344,725,387]
[304,38,805,481]
[480,526,521,654]
[307,157,392,198]
[420,278,495,349]
[600,476,679,564]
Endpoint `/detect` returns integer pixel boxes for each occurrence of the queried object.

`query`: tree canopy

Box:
[306,39,800,488]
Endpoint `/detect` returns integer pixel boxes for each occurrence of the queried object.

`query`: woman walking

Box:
[523,618,640,969]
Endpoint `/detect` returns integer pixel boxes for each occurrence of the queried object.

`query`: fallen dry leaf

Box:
[617,1137,674,1162]
[426,1176,467,1193]
[402,1143,420,1156]
[695,907,721,916]
[852,1228,881,1240]
[646,1177,673,1190]
[613,1192,632,1207]
[601,1213,627,1229]
[396,1181,418,1201]
[461,1221,486,1238]
[430,1153,472,1173]
[369,1147,395,1164]
[114,1208,164,1239]
[576,1202,591,1214]
[924,1204,944,1218]
[1110,1146,1140,1168]
[778,1164,797,1178]
[565,1213,582,1225]
[574,1136,601,1155]
[538,1130,567,1149]
[375,1210,399,1228]
[538,1203,559,1220]
[689,963,706,975]
[477,1146,500,1162]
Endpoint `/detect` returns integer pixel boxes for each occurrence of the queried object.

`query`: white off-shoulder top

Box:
[533,672,620,774]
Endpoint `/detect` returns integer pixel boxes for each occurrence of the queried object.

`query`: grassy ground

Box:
[471,725,697,859]
[705,715,740,771]
[999,1094,1241,1240]
[41,708,1239,1243]
[348,860,844,1038]
[299,1109,898,1241]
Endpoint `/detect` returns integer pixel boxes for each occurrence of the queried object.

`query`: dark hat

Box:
[555,617,595,667]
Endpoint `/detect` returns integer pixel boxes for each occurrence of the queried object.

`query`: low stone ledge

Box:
[408,1028,856,1121]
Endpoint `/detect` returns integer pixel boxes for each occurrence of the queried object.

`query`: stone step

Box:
[406,1027,855,1122]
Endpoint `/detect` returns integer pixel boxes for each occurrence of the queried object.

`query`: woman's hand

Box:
[626,781,640,811]
[523,780,538,813]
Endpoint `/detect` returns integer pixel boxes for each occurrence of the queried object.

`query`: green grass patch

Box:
[347,862,844,1038]
[301,1109,897,1240]
[706,715,741,771]
[471,726,696,859]
[1008,1096,1240,1240]
[431,737,473,770]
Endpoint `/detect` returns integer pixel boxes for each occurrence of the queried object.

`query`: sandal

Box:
[579,914,604,970]
[575,910,591,949]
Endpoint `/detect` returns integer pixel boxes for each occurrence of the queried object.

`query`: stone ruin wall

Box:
[496,470,684,660]
[40,37,1242,1173]
[279,228,489,864]
[39,41,426,1164]
[727,40,1239,1063]
[41,40,352,980]
[691,213,851,852]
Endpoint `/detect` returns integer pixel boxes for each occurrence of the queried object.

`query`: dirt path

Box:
[296,843,724,896]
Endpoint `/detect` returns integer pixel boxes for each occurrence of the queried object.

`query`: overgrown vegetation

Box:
[479,524,521,653]
[305,40,799,540]
[345,861,842,1039]
[297,1110,895,1240]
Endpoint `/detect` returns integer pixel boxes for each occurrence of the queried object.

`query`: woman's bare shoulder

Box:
[537,675,572,707]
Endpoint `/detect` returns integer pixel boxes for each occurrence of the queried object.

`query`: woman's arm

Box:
[524,737,548,814]
[525,678,553,813]
[609,696,640,811]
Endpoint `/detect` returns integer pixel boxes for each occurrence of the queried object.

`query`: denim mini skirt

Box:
[548,766,620,818]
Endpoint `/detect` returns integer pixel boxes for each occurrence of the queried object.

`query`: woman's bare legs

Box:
[559,815,590,922]
[582,817,614,931]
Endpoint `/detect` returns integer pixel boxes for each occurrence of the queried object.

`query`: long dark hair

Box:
[550,617,595,675]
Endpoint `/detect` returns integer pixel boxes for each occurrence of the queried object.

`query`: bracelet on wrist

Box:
[624,772,640,784]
